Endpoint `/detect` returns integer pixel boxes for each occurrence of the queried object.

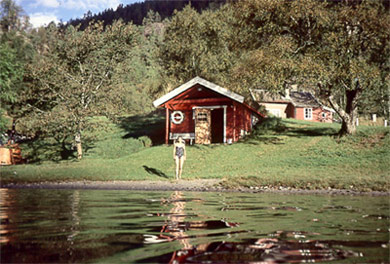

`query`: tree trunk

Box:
[328,88,360,136]
[75,132,82,160]
[339,114,357,136]
[387,80,390,122]
[10,119,17,143]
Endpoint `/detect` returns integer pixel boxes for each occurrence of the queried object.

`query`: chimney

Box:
[291,84,298,91]
[285,88,290,99]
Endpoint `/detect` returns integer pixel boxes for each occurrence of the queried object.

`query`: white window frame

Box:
[193,105,227,143]
[304,108,313,120]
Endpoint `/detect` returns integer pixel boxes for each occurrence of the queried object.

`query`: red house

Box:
[153,77,264,144]
[251,88,335,123]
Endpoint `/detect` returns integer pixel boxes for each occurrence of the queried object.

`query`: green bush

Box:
[252,117,287,135]
[138,136,152,147]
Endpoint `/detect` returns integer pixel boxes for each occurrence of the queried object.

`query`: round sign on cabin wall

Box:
[171,111,184,124]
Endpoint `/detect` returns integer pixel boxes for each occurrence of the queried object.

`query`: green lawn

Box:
[1,117,389,192]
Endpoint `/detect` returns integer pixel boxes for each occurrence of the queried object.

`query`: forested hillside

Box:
[1,0,389,160]
[67,0,227,29]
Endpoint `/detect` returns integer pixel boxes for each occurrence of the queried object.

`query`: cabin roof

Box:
[153,77,244,107]
[249,89,290,103]
[289,91,321,108]
[251,88,335,112]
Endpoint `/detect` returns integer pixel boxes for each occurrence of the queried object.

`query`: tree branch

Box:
[26,103,46,114]
[83,70,110,109]
[328,94,347,121]
[341,80,350,90]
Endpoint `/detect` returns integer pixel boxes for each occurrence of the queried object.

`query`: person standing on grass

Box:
[173,136,186,180]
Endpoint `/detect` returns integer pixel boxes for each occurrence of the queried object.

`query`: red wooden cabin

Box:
[153,77,264,144]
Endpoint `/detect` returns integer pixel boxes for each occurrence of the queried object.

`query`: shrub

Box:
[253,117,287,135]
[138,136,152,147]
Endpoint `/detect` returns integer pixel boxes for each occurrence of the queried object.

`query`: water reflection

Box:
[141,192,362,264]
[149,234,361,264]
[0,189,11,244]
[0,189,388,263]
[67,190,80,257]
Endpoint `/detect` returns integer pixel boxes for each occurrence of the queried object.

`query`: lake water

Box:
[0,189,389,263]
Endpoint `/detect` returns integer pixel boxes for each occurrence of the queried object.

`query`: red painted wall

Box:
[170,109,194,133]
[294,106,333,123]
[163,85,261,143]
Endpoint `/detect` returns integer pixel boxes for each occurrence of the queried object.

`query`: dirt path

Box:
[2,179,388,196]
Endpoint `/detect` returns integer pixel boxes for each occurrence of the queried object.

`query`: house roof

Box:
[153,76,244,107]
[249,89,290,103]
[250,88,335,113]
[289,91,321,108]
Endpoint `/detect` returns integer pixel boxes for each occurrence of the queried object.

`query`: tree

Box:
[31,21,138,159]
[310,1,388,135]
[230,0,389,135]
[0,42,21,132]
[104,10,165,116]
[0,0,23,32]
[0,42,21,105]
[160,4,237,86]
[0,0,34,135]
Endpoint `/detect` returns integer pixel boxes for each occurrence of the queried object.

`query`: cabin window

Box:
[304,108,312,120]
[322,112,327,119]
[197,112,208,122]
[251,114,259,127]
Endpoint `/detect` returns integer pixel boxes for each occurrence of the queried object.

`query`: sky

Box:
[17,0,142,28]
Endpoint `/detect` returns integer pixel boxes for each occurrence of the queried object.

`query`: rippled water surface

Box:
[0,189,389,263]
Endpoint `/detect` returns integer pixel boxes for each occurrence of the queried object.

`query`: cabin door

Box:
[194,108,211,144]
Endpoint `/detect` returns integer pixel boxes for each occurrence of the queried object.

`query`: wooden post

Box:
[372,114,377,122]
[165,107,169,145]
[233,103,236,142]
[75,132,82,159]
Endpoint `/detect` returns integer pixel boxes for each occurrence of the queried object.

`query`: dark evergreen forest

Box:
[67,0,227,29]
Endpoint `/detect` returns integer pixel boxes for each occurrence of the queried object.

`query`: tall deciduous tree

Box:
[31,20,138,159]
[0,42,21,132]
[0,42,21,104]
[160,4,237,87]
[105,10,165,116]
[0,0,34,133]
[230,0,389,135]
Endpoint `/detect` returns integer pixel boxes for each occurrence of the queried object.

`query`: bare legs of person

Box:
[175,157,185,180]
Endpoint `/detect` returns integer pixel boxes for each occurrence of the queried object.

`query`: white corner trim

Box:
[153,76,244,107]
[223,105,227,143]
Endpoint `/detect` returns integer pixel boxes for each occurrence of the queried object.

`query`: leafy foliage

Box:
[251,117,287,136]
[160,4,237,86]
[229,0,389,135]
[0,42,21,104]
[2,0,389,162]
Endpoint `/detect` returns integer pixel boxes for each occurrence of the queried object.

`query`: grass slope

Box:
[1,117,389,192]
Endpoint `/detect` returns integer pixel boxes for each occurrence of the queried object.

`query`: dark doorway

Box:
[211,108,224,143]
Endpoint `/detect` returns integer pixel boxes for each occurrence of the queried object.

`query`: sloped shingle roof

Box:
[289,91,321,108]
[249,89,290,103]
[251,89,325,108]
[153,77,244,107]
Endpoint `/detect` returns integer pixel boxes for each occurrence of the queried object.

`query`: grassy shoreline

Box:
[1,180,388,196]
[1,118,389,192]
